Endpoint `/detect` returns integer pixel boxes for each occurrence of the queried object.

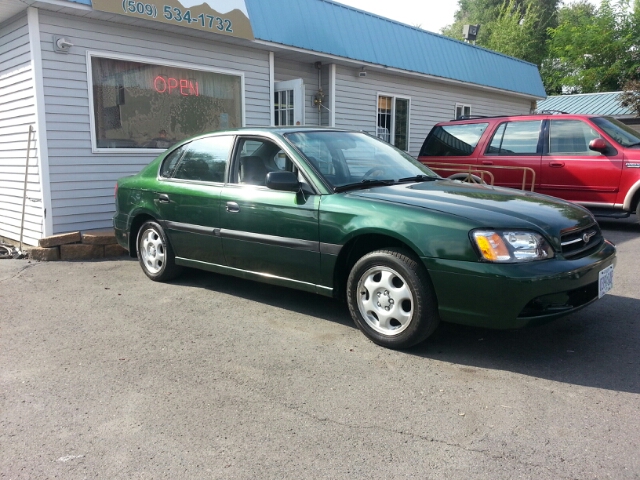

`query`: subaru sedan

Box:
[113,128,616,349]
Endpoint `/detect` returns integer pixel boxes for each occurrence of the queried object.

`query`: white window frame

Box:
[455,103,472,120]
[376,92,411,151]
[86,51,246,154]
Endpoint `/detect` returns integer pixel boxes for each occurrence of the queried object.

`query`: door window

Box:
[487,121,542,155]
[274,89,294,126]
[548,120,601,155]
[159,145,186,178]
[172,136,233,182]
[377,95,410,150]
[274,79,304,126]
[232,138,297,186]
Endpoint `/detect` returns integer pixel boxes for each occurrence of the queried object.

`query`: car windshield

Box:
[592,117,640,147]
[284,131,438,190]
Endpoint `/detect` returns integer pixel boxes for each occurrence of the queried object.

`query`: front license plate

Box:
[598,264,614,298]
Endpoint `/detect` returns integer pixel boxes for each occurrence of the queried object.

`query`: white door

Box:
[274,79,305,126]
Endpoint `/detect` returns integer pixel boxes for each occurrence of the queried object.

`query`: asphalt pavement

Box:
[1,219,639,479]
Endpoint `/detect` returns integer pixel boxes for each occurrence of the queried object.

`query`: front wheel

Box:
[137,221,182,282]
[346,249,439,349]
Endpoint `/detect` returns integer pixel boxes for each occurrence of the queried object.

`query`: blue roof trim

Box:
[72,0,545,97]
[537,92,633,116]
[245,0,546,98]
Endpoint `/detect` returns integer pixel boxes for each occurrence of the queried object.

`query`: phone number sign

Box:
[92,0,254,40]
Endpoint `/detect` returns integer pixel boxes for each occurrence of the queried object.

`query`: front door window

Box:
[274,79,305,126]
[377,95,410,151]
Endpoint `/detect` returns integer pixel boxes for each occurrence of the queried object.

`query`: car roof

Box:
[435,113,603,126]
[201,126,353,135]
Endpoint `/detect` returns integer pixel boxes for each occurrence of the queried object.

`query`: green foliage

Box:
[620,78,640,116]
[441,0,559,67]
[442,0,639,95]
[542,0,639,94]
[484,0,543,64]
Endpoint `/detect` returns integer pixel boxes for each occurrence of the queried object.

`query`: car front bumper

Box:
[423,240,617,329]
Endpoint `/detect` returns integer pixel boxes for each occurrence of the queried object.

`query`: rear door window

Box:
[487,121,542,155]
[173,136,233,182]
[159,146,186,178]
[420,123,488,156]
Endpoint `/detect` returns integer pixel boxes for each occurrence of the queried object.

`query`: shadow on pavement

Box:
[172,268,354,329]
[410,294,640,394]
[598,216,640,246]
[173,268,639,394]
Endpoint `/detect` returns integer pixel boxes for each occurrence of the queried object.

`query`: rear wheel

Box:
[137,221,182,281]
[346,249,439,349]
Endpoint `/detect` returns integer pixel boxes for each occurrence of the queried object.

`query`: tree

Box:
[620,78,640,116]
[441,0,559,67]
[483,0,543,65]
[542,0,639,94]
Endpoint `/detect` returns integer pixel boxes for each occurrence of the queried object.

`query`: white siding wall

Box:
[38,11,271,234]
[0,13,43,246]
[334,65,532,157]
[274,59,324,127]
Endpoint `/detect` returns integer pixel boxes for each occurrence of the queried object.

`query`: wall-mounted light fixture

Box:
[53,35,74,54]
[358,67,367,78]
[313,88,325,109]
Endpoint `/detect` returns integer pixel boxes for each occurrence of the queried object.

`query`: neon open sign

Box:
[153,76,199,96]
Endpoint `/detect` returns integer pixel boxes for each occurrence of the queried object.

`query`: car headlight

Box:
[471,230,555,262]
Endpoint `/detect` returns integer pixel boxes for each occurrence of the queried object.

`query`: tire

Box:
[136,221,182,282]
[346,249,440,349]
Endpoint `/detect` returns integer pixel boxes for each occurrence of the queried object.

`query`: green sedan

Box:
[113,127,616,349]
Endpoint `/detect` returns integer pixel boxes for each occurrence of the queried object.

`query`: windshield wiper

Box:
[333,179,396,193]
[626,142,640,147]
[398,174,439,183]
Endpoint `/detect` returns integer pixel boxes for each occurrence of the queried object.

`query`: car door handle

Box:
[226,201,240,213]
[158,194,170,203]
[481,160,493,165]
[549,161,565,168]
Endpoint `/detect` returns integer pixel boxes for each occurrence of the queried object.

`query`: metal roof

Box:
[53,0,547,98]
[245,0,546,98]
[537,92,633,116]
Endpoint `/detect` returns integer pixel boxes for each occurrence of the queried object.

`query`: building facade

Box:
[0,0,546,245]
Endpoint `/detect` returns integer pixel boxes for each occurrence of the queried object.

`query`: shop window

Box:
[89,55,243,151]
[377,95,410,151]
[455,103,472,120]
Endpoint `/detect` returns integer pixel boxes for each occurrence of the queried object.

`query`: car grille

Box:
[560,224,603,259]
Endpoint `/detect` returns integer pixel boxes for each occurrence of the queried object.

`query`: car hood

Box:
[348,179,595,237]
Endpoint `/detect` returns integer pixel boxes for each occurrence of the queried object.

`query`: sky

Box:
[335,0,602,35]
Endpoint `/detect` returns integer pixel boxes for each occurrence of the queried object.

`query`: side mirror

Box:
[265,171,299,192]
[589,138,608,153]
